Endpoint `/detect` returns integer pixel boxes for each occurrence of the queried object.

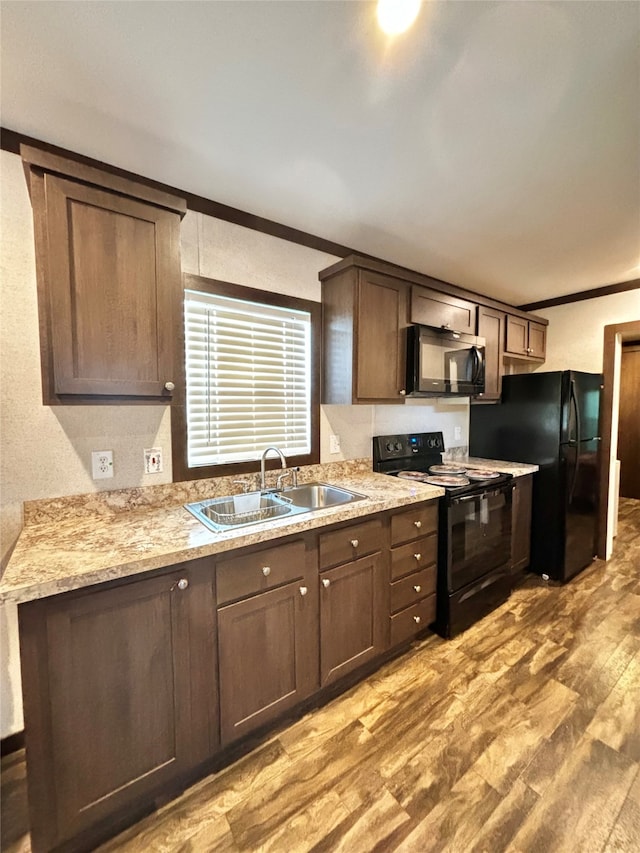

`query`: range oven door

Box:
[445,483,513,593]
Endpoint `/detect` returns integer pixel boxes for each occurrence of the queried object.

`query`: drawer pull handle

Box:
[414,520,422,529]
[322,578,331,589]
[262,566,271,577]
[299,586,308,596]
[413,585,421,593]
[413,615,421,624]
[350,539,359,548]
[414,553,421,561]
[177,578,189,591]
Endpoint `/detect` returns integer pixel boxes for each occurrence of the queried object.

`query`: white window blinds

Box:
[185,289,312,468]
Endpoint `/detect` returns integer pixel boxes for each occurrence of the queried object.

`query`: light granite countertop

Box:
[0,463,444,605]
[459,457,539,477]
[0,455,537,606]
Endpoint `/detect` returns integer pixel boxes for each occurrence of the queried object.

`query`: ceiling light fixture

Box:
[376,0,422,36]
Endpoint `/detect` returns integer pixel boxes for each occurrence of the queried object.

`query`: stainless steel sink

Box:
[278,482,366,509]
[185,492,308,533]
[185,482,366,532]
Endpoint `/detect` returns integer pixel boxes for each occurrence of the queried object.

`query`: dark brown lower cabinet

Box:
[511,474,533,575]
[18,560,218,853]
[319,553,387,687]
[217,579,318,745]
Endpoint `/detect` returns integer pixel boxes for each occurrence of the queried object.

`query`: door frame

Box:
[597,319,640,558]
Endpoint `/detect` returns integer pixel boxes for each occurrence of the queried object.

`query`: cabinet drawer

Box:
[390,594,437,647]
[390,534,437,580]
[390,503,438,546]
[217,541,305,605]
[390,565,437,614]
[319,519,383,570]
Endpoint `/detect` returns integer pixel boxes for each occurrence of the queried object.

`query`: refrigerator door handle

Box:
[569,379,581,502]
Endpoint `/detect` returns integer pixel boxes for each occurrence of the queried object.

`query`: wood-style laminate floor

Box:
[3,499,640,853]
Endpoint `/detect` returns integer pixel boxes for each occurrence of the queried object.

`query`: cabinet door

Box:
[511,475,533,574]
[476,306,505,401]
[528,322,547,359]
[319,553,386,687]
[218,581,317,744]
[410,286,477,335]
[505,315,529,356]
[41,173,180,398]
[20,565,217,852]
[356,271,408,401]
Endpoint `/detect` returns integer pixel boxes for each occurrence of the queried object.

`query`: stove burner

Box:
[423,474,471,487]
[465,469,501,481]
[428,464,468,475]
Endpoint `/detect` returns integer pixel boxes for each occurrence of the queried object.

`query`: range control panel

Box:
[373,431,445,463]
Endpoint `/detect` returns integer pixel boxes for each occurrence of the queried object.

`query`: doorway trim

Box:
[598,319,640,558]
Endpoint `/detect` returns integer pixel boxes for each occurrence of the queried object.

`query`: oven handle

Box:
[450,483,514,504]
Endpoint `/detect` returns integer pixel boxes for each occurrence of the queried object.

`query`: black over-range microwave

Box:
[406,324,486,397]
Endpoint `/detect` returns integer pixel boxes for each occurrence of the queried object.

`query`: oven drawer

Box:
[390,594,436,647]
[390,533,437,580]
[217,540,306,605]
[319,519,383,570]
[390,503,438,546]
[390,565,437,614]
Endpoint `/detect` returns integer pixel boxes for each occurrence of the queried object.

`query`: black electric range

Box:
[372,431,513,497]
[373,432,514,638]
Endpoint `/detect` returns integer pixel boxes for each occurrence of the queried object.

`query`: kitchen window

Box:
[172,275,320,481]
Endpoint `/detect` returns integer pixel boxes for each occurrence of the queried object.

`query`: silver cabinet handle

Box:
[413,615,421,624]
[177,578,189,591]
[299,586,308,596]
[414,553,421,561]
[414,520,422,529]
[350,539,359,548]
[413,585,421,593]
[164,381,175,392]
[322,578,331,588]
[262,566,271,577]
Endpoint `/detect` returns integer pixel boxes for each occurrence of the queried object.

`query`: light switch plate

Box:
[144,447,163,474]
[92,450,113,479]
[329,434,341,454]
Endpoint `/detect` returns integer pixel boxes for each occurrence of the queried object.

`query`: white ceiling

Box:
[2,0,639,305]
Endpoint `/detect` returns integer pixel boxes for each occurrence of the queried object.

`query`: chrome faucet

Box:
[260,446,287,491]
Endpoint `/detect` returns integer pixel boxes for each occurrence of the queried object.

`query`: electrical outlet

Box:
[144,447,163,474]
[329,434,341,455]
[454,426,462,441]
[91,450,113,480]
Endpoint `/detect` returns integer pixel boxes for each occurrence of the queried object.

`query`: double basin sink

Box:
[185,482,367,533]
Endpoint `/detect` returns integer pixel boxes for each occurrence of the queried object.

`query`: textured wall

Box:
[534,290,640,373]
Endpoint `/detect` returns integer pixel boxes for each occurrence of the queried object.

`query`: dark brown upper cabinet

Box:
[320,263,409,404]
[21,145,186,403]
[474,305,506,402]
[505,315,547,360]
[410,286,477,335]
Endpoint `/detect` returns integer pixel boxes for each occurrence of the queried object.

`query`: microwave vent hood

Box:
[406,324,485,398]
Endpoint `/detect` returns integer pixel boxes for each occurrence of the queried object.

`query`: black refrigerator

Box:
[469,370,603,582]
